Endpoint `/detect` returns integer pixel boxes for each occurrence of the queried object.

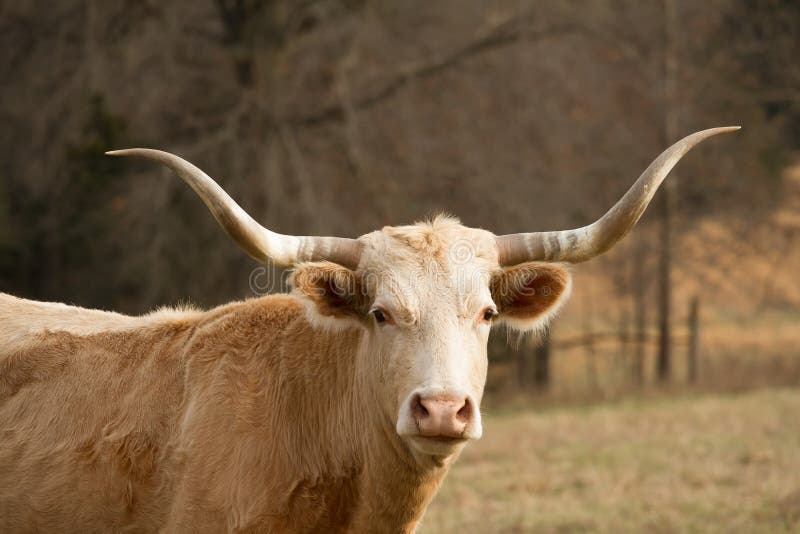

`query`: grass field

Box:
[422,388,800,533]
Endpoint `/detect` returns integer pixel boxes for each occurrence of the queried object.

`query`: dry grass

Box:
[422,388,800,533]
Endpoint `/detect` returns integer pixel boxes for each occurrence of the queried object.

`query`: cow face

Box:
[292,216,571,459]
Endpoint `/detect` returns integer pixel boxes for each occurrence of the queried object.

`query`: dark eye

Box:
[371,308,387,324]
[482,308,498,322]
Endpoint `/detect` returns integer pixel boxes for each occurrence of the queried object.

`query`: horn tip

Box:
[696,126,741,140]
[105,148,161,157]
[105,149,135,157]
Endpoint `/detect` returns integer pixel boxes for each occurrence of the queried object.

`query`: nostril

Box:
[411,394,428,418]
[456,398,472,423]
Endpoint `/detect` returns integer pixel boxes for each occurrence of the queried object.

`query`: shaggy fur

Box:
[0,217,571,533]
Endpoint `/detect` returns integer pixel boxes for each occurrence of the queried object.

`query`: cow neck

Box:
[345,335,455,533]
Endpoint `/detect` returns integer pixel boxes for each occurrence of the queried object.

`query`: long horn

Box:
[496,126,740,265]
[106,149,362,269]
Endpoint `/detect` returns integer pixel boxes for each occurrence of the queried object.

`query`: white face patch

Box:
[355,218,498,455]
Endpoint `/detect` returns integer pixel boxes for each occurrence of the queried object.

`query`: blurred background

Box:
[1,0,798,531]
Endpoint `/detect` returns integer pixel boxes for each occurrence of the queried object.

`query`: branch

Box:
[286,16,582,127]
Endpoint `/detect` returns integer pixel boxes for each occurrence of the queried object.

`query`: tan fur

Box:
[0,217,570,533]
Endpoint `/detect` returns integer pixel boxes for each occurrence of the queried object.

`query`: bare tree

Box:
[687,295,700,384]
[632,237,649,386]
[656,0,680,383]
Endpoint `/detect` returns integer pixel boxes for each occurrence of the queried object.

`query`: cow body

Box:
[0,292,446,532]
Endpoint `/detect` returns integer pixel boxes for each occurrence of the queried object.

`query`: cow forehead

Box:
[359,215,498,273]
[356,216,499,316]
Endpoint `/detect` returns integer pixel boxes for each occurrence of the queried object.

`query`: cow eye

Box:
[482,307,498,322]
[371,308,387,324]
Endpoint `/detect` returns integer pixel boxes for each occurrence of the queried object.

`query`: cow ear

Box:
[290,262,368,328]
[490,262,572,334]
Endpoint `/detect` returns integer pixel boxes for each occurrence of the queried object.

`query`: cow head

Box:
[290,218,572,458]
[108,126,738,460]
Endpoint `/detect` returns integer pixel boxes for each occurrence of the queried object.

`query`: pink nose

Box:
[412,394,472,438]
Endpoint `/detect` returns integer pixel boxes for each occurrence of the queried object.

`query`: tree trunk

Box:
[657,0,679,383]
[515,343,528,389]
[656,192,673,383]
[533,332,551,389]
[632,238,648,386]
[619,297,630,368]
[583,288,598,393]
[687,295,700,383]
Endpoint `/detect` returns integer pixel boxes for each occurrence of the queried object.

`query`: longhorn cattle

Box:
[0,127,737,532]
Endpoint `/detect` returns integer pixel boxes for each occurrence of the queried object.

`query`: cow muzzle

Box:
[396,389,482,455]
[413,393,471,438]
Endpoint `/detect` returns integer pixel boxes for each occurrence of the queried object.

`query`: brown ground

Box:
[422,388,800,533]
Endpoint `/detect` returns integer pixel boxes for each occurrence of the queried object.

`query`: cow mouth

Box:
[414,435,467,444]
[406,434,469,457]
